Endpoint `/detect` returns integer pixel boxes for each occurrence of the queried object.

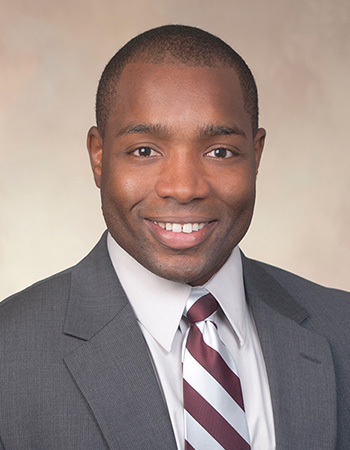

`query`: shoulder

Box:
[0,267,73,331]
[247,257,349,299]
[243,254,349,297]
[0,232,114,336]
[0,232,110,319]
[243,254,350,333]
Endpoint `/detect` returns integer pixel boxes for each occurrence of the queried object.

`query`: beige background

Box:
[1,0,349,299]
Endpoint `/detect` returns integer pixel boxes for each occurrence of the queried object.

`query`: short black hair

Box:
[96,25,259,137]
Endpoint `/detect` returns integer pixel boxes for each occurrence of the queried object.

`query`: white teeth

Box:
[173,223,182,233]
[153,221,207,233]
[182,223,192,233]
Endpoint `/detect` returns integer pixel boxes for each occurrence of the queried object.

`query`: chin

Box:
[143,258,214,286]
[150,266,198,284]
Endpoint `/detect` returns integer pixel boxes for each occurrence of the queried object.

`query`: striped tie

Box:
[182,288,251,450]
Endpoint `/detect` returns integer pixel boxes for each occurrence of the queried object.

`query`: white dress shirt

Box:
[107,233,276,450]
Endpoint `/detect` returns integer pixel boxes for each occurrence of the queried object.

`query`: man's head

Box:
[95,25,259,139]
[87,25,266,285]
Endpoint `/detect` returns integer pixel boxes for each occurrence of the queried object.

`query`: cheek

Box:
[101,166,142,210]
[216,171,256,211]
[122,176,146,200]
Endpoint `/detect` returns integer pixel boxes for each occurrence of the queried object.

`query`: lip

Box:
[145,218,217,250]
[147,215,214,224]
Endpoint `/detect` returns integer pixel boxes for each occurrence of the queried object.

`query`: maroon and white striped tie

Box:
[182,288,251,449]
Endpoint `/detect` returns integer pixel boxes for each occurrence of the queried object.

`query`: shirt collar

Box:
[107,233,248,351]
[204,246,248,346]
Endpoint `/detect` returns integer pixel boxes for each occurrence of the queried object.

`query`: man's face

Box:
[88,63,265,285]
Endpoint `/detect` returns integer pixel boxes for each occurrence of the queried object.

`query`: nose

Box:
[155,150,210,203]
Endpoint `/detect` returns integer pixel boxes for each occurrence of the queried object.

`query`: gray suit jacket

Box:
[0,233,349,449]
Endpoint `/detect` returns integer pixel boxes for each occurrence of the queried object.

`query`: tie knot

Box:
[186,293,218,324]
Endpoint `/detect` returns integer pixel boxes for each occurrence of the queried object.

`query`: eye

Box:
[206,147,234,159]
[132,146,158,157]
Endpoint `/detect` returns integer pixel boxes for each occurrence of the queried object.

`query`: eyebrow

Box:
[116,122,246,139]
[116,123,169,138]
[198,124,246,138]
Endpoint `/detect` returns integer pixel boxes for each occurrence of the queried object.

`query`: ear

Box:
[87,126,103,188]
[253,127,266,174]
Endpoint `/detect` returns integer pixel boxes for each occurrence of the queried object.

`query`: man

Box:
[0,25,349,450]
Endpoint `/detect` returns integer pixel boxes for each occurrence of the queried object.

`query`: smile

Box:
[152,221,208,233]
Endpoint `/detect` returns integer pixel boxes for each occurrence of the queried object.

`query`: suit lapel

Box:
[242,256,337,449]
[62,234,177,449]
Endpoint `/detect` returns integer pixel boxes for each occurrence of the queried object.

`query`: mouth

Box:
[152,221,208,234]
[145,218,216,250]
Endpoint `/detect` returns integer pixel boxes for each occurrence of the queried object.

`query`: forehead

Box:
[105,62,250,137]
